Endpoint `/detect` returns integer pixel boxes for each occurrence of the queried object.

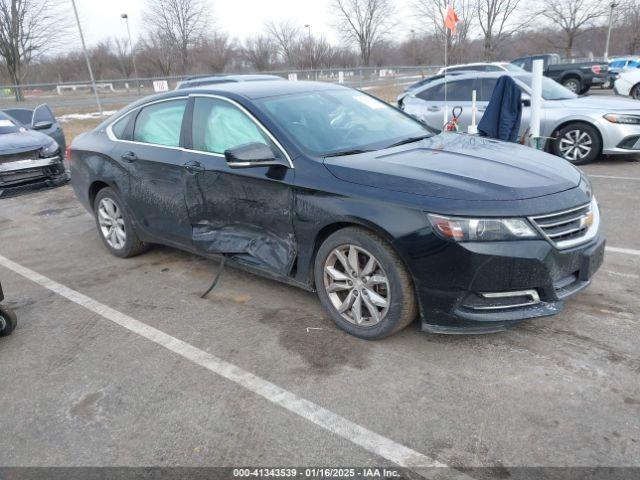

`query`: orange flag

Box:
[444,6,459,34]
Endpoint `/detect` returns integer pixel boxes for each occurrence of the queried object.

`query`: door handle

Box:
[183,160,205,174]
[427,106,440,112]
[121,151,138,162]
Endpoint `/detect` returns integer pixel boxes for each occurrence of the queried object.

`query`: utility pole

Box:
[71,0,102,114]
[604,1,617,61]
[121,13,140,94]
[305,24,313,76]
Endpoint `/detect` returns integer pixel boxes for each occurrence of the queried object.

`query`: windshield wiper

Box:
[385,134,431,149]
[323,148,374,158]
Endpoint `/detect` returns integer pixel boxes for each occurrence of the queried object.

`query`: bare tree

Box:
[198,33,236,72]
[242,36,278,71]
[413,0,474,64]
[265,19,301,65]
[0,0,68,100]
[144,0,211,73]
[476,0,532,60]
[112,37,134,78]
[331,0,394,66]
[138,30,178,76]
[618,0,640,54]
[539,0,608,57]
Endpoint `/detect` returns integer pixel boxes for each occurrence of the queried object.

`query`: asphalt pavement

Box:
[0,156,639,474]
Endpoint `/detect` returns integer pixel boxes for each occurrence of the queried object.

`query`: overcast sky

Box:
[71,0,415,49]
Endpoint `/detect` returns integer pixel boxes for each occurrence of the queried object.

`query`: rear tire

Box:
[632,84,640,100]
[553,123,601,165]
[0,306,17,336]
[93,187,148,258]
[314,227,417,340]
[562,77,582,93]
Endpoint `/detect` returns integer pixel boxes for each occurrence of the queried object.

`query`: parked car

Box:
[401,71,640,164]
[614,68,640,100]
[0,282,17,337]
[0,111,67,192]
[511,54,609,94]
[1,104,66,154]
[609,57,640,73]
[176,74,284,90]
[70,81,604,338]
[438,62,525,75]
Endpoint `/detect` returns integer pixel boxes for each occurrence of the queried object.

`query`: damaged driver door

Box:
[182,95,296,276]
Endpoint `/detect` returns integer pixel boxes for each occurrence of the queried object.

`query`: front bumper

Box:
[0,156,67,189]
[414,234,605,334]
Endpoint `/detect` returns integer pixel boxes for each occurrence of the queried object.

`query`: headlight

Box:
[40,140,59,157]
[603,114,640,125]
[427,214,539,242]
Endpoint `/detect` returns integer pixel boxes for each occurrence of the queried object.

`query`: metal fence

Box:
[0,66,441,111]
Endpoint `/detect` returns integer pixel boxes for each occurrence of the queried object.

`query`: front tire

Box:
[632,84,640,100]
[93,187,148,258]
[553,123,601,165]
[314,227,417,340]
[0,306,17,336]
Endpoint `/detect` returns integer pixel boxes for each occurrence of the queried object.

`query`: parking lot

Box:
[0,147,638,475]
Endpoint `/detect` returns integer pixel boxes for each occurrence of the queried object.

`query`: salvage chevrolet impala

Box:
[69,81,605,339]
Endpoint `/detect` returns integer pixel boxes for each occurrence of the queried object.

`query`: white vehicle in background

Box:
[614,69,640,100]
[437,62,525,74]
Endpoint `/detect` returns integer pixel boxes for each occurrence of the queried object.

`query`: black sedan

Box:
[69,81,605,339]
[0,111,66,192]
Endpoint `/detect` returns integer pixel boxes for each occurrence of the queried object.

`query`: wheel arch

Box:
[545,119,603,156]
[308,219,411,289]
[88,180,122,211]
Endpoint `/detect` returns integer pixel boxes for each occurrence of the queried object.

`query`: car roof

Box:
[410,71,532,93]
[177,74,285,88]
[178,80,345,100]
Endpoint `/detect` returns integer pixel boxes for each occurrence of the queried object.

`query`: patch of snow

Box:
[58,110,117,123]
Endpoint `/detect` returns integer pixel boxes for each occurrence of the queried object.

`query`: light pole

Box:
[604,1,617,61]
[70,0,102,114]
[305,24,313,76]
[121,13,140,94]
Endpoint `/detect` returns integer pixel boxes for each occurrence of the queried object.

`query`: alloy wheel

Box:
[0,314,6,332]
[558,129,592,162]
[98,198,127,250]
[563,79,580,93]
[323,244,390,327]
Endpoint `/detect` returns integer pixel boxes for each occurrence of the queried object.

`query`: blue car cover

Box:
[478,75,522,143]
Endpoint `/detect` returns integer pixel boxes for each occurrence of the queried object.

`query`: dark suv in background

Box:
[512,54,609,94]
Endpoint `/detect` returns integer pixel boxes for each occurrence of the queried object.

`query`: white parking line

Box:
[0,253,463,476]
[606,246,640,256]
[589,175,640,181]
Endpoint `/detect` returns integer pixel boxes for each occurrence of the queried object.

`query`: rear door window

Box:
[133,99,187,147]
[445,79,476,101]
[478,78,499,101]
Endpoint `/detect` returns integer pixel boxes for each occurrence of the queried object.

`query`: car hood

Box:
[0,130,51,154]
[552,96,640,112]
[323,133,581,201]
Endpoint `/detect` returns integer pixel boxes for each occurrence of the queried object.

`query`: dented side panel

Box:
[184,152,296,276]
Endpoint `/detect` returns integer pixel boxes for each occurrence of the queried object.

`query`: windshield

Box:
[0,113,21,134]
[514,75,577,100]
[259,89,431,156]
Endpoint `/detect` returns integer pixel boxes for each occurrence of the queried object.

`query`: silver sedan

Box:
[399,72,640,164]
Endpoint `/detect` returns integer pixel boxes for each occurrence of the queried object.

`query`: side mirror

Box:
[224,142,283,169]
[33,120,53,130]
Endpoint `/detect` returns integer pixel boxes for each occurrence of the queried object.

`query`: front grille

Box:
[0,149,40,164]
[530,199,599,249]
